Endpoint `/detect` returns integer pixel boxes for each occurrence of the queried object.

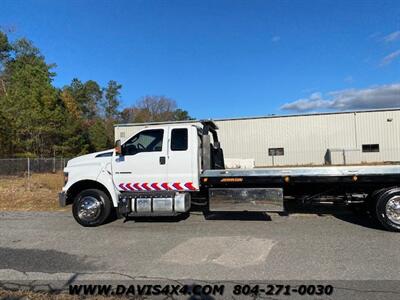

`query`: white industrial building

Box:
[114,108,400,167]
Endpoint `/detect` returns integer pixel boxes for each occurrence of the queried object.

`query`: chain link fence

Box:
[0,158,68,176]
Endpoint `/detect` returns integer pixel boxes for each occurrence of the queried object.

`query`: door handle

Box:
[159,156,166,165]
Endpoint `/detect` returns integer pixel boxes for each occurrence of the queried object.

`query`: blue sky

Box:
[1,0,399,119]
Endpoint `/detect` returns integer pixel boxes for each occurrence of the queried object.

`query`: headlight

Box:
[64,172,69,186]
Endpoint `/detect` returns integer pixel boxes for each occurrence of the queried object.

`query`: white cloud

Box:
[368,32,380,40]
[271,36,281,43]
[281,83,400,112]
[383,30,400,42]
[380,49,400,66]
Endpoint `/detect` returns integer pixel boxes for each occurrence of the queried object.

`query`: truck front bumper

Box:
[59,191,67,207]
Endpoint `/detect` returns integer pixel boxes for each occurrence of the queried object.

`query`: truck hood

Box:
[66,149,114,167]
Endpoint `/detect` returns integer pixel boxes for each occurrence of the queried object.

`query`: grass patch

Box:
[0,289,122,299]
[0,288,127,300]
[0,289,74,300]
[0,173,67,211]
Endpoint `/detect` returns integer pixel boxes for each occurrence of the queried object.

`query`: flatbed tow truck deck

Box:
[204,165,400,177]
[202,164,400,199]
[202,165,400,185]
[201,165,400,215]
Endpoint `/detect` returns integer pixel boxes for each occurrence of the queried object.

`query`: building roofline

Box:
[114,107,400,127]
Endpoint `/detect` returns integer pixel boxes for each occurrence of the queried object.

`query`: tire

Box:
[374,188,400,232]
[72,189,112,227]
[367,188,388,220]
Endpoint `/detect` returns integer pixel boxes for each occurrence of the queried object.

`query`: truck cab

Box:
[59,122,221,226]
[113,124,201,193]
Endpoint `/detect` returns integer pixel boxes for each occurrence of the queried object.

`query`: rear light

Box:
[64,172,69,186]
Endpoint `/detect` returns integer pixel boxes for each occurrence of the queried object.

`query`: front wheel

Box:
[72,189,112,227]
[375,188,400,232]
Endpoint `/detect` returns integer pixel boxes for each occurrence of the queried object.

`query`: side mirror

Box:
[115,140,122,156]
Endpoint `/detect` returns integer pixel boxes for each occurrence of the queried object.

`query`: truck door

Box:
[167,126,199,191]
[112,128,168,191]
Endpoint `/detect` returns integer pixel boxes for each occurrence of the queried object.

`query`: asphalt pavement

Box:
[0,209,400,297]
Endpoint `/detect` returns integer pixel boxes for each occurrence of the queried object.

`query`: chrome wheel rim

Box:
[385,195,400,225]
[78,196,102,221]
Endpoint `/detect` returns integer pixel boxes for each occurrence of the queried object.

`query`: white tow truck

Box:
[59,120,400,231]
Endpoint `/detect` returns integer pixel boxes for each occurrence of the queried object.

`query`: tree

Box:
[0,31,12,155]
[63,79,102,119]
[102,80,122,145]
[0,110,12,156]
[0,30,11,96]
[58,89,91,156]
[57,116,91,157]
[121,95,193,123]
[173,108,192,121]
[88,119,110,151]
[0,31,11,62]
[0,37,63,157]
[0,30,193,158]
[60,89,81,119]
[103,80,122,119]
[60,79,114,153]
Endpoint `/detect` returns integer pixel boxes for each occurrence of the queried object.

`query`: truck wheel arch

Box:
[66,180,113,207]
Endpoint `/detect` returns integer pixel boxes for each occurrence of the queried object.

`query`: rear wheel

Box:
[366,188,388,221]
[375,188,400,232]
[72,189,112,227]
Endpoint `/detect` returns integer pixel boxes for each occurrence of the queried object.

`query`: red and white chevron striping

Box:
[118,182,197,191]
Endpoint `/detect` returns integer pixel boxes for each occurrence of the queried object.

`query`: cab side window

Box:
[171,128,188,151]
[123,129,163,155]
